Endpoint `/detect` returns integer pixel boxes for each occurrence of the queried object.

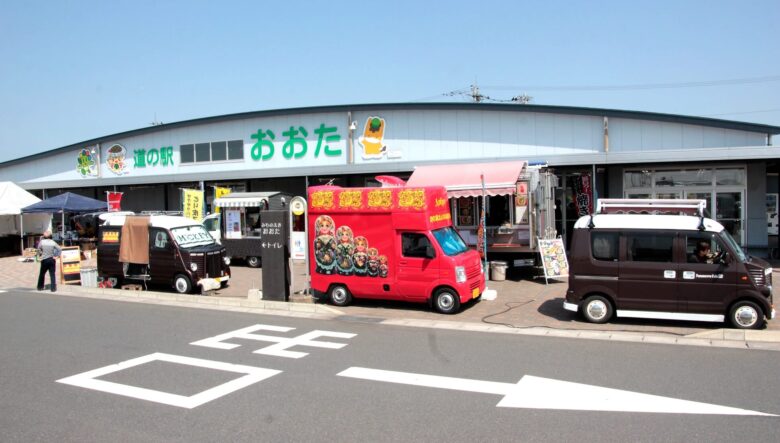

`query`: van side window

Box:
[686,233,723,264]
[402,233,432,258]
[152,230,170,250]
[591,232,618,261]
[626,233,673,262]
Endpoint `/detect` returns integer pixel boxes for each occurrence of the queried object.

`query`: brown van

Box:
[98,214,231,294]
[564,199,774,329]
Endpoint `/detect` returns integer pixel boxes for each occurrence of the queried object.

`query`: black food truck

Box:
[98,214,231,294]
[202,191,291,268]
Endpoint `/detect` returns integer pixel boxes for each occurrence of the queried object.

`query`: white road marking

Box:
[337,367,776,416]
[191,324,356,359]
[57,353,280,409]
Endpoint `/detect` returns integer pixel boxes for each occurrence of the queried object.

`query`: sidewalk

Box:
[2,255,778,351]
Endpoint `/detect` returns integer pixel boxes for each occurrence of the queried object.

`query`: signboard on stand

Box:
[260,211,290,301]
[537,238,569,284]
[225,209,242,239]
[60,246,81,285]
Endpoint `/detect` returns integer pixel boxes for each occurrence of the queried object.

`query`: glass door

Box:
[715,191,744,244]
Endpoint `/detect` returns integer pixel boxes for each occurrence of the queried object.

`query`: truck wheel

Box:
[329,285,352,307]
[173,274,192,294]
[246,256,261,268]
[433,288,460,314]
[729,301,764,329]
[582,295,613,324]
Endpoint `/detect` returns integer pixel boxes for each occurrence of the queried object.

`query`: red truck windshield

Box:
[433,227,469,256]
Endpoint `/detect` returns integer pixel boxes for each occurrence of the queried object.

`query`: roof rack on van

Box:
[596,198,706,216]
[140,210,184,216]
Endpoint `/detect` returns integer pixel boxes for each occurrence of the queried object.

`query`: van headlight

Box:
[455,266,467,283]
[223,257,231,266]
[190,263,198,272]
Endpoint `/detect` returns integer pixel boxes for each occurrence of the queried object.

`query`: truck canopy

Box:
[406,161,527,198]
[213,192,291,211]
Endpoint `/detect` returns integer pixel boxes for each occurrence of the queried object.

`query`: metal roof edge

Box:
[2,102,778,168]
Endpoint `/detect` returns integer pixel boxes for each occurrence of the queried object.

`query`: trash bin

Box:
[490,261,508,281]
[80,267,98,288]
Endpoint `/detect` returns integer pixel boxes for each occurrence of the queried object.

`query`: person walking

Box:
[37,230,61,292]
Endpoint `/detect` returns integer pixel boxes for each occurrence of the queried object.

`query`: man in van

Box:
[688,240,717,264]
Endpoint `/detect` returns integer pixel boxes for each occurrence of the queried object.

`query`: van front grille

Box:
[467,263,482,280]
[749,268,765,287]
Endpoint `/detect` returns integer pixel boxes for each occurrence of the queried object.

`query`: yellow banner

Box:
[183,189,204,221]
[214,187,231,213]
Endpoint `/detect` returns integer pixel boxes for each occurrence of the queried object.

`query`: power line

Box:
[480,74,780,92]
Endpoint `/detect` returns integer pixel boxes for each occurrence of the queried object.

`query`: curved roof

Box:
[3,102,780,167]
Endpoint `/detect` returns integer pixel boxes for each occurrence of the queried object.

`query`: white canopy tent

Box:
[0,182,52,253]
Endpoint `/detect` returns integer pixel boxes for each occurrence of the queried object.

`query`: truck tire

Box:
[246,256,261,268]
[329,285,352,307]
[433,287,460,314]
[173,274,192,294]
[729,301,765,329]
[582,295,613,324]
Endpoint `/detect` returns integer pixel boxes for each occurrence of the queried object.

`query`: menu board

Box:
[538,238,569,281]
[225,209,242,239]
[60,246,81,285]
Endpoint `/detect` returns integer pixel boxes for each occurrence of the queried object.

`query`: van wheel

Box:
[329,285,352,307]
[582,295,613,324]
[729,301,764,329]
[433,288,460,314]
[173,274,192,294]
[246,256,261,268]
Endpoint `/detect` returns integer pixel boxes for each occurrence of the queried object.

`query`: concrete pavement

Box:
[2,255,778,351]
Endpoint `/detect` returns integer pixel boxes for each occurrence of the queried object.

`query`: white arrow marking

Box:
[337,367,775,416]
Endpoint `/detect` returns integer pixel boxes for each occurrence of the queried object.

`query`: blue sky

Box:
[1,0,778,163]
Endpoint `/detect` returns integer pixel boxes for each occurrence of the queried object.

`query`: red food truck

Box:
[308,185,485,314]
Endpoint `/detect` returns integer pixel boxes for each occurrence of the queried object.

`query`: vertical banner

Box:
[572,174,593,216]
[214,186,231,213]
[106,192,123,212]
[182,189,204,221]
[514,182,529,223]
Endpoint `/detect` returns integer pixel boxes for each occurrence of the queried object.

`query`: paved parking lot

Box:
[4,255,776,337]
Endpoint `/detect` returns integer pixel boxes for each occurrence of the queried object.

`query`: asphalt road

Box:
[1,289,778,442]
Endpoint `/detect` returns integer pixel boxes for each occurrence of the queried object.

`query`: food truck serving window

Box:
[171,225,215,248]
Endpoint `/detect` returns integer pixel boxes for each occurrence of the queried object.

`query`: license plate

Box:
[472,288,480,298]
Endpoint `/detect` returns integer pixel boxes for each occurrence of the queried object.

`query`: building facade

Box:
[1,103,778,256]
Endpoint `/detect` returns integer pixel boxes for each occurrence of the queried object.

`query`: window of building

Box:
[211,141,227,161]
[227,140,244,160]
[456,197,475,226]
[181,140,244,164]
[195,143,210,162]
[626,233,674,262]
[402,233,433,258]
[180,145,194,163]
[592,232,619,261]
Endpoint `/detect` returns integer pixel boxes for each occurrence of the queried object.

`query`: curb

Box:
[5,285,780,352]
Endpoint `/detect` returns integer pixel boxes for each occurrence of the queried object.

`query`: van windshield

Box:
[718,230,746,262]
[433,227,469,256]
[171,225,215,248]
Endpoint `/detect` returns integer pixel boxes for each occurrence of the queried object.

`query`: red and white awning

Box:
[405,161,527,198]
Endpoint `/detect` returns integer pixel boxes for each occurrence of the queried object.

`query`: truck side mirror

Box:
[425,245,436,259]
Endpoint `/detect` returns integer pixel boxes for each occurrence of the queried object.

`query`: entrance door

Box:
[618,231,679,313]
[396,232,439,300]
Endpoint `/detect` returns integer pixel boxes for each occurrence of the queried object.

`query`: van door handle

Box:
[400,260,408,265]
[663,270,676,279]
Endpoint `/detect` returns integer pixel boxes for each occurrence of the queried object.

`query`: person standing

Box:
[37,230,61,292]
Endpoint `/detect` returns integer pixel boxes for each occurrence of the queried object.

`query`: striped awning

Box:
[213,192,276,208]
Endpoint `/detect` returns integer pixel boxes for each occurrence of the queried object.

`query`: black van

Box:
[97,214,230,294]
[564,199,774,329]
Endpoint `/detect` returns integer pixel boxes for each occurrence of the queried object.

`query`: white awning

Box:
[213,192,276,208]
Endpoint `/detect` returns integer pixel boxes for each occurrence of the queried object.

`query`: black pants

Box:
[37,258,56,291]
